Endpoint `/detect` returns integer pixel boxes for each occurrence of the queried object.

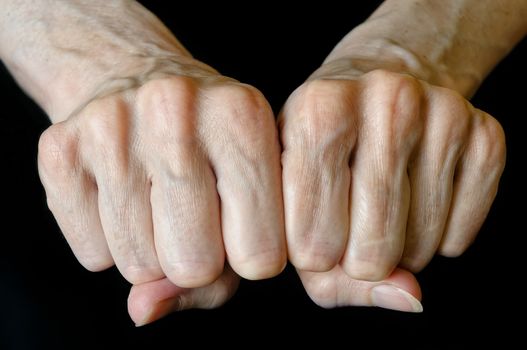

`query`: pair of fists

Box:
[37,57,505,325]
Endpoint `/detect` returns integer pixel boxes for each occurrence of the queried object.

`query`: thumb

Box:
[128,266,240,326]
[298,266,423,312]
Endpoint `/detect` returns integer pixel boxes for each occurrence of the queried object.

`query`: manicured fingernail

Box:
[135,297,181,327]
[371,285,423,313]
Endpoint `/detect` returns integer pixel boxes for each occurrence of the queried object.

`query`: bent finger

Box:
[298,266,422,312]
[128,265,240,326]
[38,123,113,271]
[439,111,506,256]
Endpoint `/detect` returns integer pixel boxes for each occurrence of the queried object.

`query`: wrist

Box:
[310,0,527,98]
[311,39,478,96]
[39,54,218,123]
[0,0,219,123]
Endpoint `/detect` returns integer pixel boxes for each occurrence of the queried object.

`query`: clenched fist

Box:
[38,74,286,288]
[280,70,505,308]
[3,0,522,325]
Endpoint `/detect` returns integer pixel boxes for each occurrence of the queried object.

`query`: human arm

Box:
[280,0,525,310]
[0,0,286,324]
[314,0,527,97]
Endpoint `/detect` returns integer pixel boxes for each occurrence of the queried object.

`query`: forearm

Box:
[0,0,212,122]
[316,0,527,97]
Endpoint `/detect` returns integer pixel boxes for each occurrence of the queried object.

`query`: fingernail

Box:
[135,297,181,327]
[371,285,423,313]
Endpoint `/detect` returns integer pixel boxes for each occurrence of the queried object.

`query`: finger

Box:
[139,77,225,288]
[204,84,286,280]
[342,73,422,281]
[150,150,224,288]
[280,80,357,272]
[38,122,113,271]
[401,89,471,271]
[298,266,422,312]
[439,110,506,256]
[83,103,163,285]
[128,265,240,326]
[96,170,163,284]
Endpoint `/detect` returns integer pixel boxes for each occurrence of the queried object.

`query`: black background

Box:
[1,1,525,348]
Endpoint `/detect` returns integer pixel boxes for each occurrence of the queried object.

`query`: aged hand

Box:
[38,68,286,324]
[280,69,505,310]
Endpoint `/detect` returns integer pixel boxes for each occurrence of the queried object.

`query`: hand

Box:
[280,69,505,310]
[37,64,286,324]
[1,0,285,325]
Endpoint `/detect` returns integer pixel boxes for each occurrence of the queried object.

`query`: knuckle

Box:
[436,87,470,114]
[474,112,506,170]
[301,78,351,102]
[222,83,267,111]
[84,96,128,145]
[123,265,164,285]
[214,83,274,140]
[364,70,423,147]
[64,231,114,272]
[363,69,419,99]
[163,260,224,288]
[38,123,78,177]
[364,69,412,90]
[363,68,398,84]
[138,76,199,142]
[435,89,472,146]
[82,97,132,176]
[230,246,287,280]
[400,253,429,273]
[438,241,469,258]
[281,80,356,162]
[343,263,393,282]
[78,254,114,272]
[290,255,338,273]
[289,242,341,272]
[295,79,356,142]
[207,83,278,165]
[344,242,400,281]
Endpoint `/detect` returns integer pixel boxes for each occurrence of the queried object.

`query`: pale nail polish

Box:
[371,285,423,313]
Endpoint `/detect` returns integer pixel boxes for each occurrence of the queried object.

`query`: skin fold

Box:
[0,0,525,325]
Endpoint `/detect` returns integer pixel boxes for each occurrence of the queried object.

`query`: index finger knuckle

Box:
[38,122,78,179]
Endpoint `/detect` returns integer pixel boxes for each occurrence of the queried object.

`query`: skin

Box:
[284,0,526,308]
[0,0,525,325]
[0,0,286,324]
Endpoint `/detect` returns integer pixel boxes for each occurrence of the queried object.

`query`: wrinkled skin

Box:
[279,70,505,308]
[38,74,287,324]
[3,0,514,326]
